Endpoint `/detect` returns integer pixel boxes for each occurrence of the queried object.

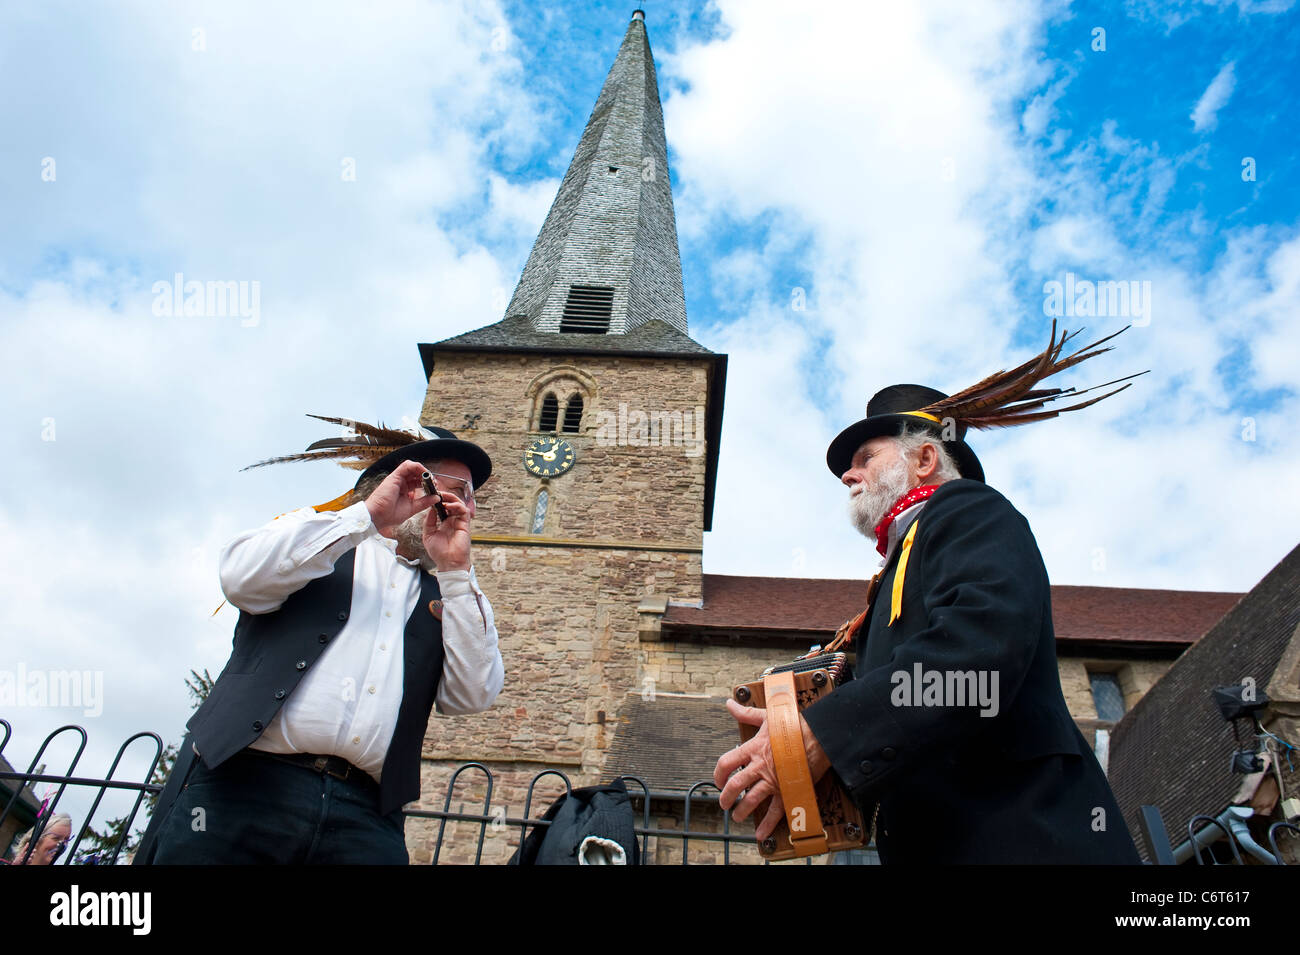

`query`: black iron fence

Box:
[3,720,1297,865]
[404,762,771,865]
[0,721,165,865]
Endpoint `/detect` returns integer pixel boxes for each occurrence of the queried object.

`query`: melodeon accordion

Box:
[733,649,871,861]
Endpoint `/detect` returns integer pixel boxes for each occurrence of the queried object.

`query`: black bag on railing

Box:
[509,779,639,866]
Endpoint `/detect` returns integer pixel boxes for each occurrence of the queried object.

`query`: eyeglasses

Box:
[426,472,474,504]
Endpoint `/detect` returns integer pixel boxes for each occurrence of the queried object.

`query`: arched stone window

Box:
[526,366,597,434]
[530,487,549,534]
[538,393,559,433]
[562,394,584,433]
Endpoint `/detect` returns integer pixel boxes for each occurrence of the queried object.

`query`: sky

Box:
[1,0,1297,852]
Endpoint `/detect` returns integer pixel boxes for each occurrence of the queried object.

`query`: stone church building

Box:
[404,11,1243,864]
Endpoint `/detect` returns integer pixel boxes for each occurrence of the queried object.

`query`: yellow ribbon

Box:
[889,520,920,626]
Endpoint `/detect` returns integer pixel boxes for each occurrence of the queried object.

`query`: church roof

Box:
[604,694,734,793]
[661,574,1242,651]
[1108,543,1300,858]
[420,315,714,371]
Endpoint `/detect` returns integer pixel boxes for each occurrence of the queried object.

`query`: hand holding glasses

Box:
[422,471,473,522]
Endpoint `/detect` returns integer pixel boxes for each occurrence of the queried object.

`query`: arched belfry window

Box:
[526,366,598,435]
[538,393,559,432]
[562,394,583,433]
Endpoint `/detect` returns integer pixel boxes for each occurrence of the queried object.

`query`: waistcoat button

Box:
[252,720,263,731]
[274,689,286,700]
[318,633,329,644]
[295,660,307,670]
[337,611,348,621]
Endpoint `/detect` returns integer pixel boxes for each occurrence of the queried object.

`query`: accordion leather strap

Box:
[763,670,829,857]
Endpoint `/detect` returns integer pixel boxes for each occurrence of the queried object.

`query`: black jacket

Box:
[134,549,444,864]
[802,480,1139,864]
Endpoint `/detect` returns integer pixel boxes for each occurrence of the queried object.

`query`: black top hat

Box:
[307,425,492,490]
[826,384,985,484]
[241,416,494,512]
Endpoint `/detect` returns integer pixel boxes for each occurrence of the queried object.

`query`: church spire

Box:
[504,9,688,337]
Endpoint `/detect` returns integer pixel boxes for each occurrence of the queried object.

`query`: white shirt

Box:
[217,501,504,782]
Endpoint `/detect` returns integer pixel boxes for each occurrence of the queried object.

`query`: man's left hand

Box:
[714,698,832,843]
[423,488,472,572]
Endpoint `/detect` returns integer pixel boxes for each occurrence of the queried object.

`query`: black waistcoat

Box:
[185,548,445,815]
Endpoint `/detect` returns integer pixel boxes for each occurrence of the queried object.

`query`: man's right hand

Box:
[365,460,436,540]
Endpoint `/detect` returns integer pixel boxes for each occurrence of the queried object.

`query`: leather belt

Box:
[243,749,378,794]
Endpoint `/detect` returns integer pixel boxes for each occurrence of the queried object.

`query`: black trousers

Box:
[148,749,409,865]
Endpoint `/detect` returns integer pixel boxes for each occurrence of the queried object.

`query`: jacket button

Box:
[881,747,897,760]
[274,689,286,700]
[859,760,873,775]
[295,660,307,670]
[337,611,348,621]
[318,633,329,644]
[252,720,263,731]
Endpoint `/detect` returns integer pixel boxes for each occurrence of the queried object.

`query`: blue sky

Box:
[1,0,1297,851]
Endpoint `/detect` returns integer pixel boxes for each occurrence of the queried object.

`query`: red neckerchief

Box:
[873,485,939,557]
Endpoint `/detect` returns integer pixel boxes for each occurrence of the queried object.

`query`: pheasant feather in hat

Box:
[826,322,1147,480]
[243,415,492,512]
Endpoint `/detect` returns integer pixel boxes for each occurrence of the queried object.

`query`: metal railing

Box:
[0,720,165,865]
[1137,802,1300,865]
[402,761,764,864]
[5,720,1297,865]
[0,721,763,865]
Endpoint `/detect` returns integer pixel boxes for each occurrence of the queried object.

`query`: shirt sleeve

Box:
[218,502,376,614]
[801,483,1047,805]
[434,566,505,715]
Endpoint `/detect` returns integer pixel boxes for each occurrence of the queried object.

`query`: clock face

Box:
[524,436,576,478]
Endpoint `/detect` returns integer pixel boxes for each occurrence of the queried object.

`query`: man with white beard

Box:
[715,381,1140,864]
[136,423,503,864]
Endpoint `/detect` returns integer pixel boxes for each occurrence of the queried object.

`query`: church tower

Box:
[411,10,726,861]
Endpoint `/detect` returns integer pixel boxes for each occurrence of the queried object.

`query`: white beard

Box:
[394,513,436,570]
[848,455,914,539]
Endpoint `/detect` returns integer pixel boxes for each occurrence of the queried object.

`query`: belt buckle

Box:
[320,757,351,782]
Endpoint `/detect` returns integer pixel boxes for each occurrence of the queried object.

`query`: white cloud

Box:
[672,1,1298,594]
[1126,0,1295,30]
[0,0,535,800]
[1191,61,1237,132]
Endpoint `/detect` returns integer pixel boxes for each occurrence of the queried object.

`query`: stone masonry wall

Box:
[420,547,700,767]
[422,352,709,544]
[413,350,711,857]
[640,641,798,699]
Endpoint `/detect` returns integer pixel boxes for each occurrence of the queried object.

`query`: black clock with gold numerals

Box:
[524,436,576,478]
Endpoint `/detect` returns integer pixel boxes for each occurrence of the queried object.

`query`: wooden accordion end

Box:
[733,653,869,861]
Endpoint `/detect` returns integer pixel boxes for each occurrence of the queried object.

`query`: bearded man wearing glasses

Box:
[136,424,503,865]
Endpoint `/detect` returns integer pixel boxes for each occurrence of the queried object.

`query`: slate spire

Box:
[504,9,688,337]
